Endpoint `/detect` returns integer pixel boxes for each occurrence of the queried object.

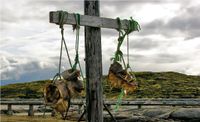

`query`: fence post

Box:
[7,104,13,115]
[28,104,34,116]
[78,104,82,114]
[138,104,142,109]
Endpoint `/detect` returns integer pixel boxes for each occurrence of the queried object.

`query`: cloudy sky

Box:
[0,0,200,85]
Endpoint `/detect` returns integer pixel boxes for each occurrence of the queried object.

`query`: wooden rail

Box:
[50,11,130,30]
[1,98,200,116]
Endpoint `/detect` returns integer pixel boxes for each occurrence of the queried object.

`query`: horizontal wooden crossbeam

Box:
[50,11,131,30]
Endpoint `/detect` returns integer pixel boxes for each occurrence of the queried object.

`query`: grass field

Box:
[2,71,200,99]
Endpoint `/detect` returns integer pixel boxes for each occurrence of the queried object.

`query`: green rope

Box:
[72,13,80,70]
[112,17,140,66]
[52,11,85,86]
[126,17,141,34]
[113,17,140,112]
[63,39,73,68]
[114,89,125,112]
[58,11,73,69]
[71,13,86,89]
[52,11,68,83]
[58,11,66,75]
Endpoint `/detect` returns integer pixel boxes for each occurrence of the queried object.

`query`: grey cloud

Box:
[125,54,147,63]
[7,58,18,64]
[140,20,175,37]
[128,53,187,64]
[167,6,200,39]
[102,28,118,37]
[130,38,159,50]
[26,0,83,13]
[101,0,174,6]
[1,10,19,23]
[153,53,185,63]
[0,54,58,81]
[100,0,179,18]
[1,0,83,25]
[142,5,200,39]
[22,61,42,71]
[126,54,145,62]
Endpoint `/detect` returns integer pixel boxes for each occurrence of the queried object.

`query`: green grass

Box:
[1,80,51,98]
[1,72,200,99]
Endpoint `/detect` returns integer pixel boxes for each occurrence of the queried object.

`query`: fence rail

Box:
[1,98,200,116]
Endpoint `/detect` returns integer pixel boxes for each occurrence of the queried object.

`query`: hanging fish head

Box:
[67,78,84,96]
[73,79,84,93]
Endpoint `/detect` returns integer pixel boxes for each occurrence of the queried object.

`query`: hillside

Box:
[1,72,200,99]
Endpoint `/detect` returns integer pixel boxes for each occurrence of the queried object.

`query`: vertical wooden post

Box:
[28,104,34,116]
[84,0,103,122]
[7,104,13,115]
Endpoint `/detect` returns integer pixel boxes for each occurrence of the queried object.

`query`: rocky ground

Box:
[1,105,200,122]
[103,106,200,122]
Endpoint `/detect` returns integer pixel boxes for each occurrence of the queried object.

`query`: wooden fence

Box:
[1,98,200,116]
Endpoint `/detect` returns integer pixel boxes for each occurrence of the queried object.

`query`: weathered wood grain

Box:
[49,11,130,30]
[84,1,103,122]
[1,99,200,106]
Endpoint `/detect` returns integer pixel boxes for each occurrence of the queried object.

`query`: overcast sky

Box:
[0,0,200,85]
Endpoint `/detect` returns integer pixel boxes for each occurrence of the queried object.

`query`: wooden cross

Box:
[49,1,134,122]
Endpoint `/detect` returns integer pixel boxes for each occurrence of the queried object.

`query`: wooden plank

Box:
[49,11,130,30]
[104,100,200,106]
[1,99,200,106]
[0,99,83,105]
[1,100,44,105]
[84,1,103,122]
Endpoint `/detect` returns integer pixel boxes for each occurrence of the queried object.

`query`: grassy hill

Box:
[1,72,200,99]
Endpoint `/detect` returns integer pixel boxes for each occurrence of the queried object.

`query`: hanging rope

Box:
[51,11,69,84]
[57,12,85,81]
[52,11,84,84]
[112,17,140,66]
[72,13,80,70]
[114,89,125,112]
[44,11,85,120]
[71,13,85,82]
[58,11,73,69]
[127,34,130,69]
[113,17,140,112]
[126,34,137,81]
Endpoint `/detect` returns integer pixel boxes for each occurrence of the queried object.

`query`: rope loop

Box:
[58,11,68,29]
[112,17,140,112]
[114,89,125,112]
[52,73,62,84]
[73,13,80,31]
[72,13,81,71]
[46,11,85,118]
[125,17,141,35]
[112,17,140,67]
